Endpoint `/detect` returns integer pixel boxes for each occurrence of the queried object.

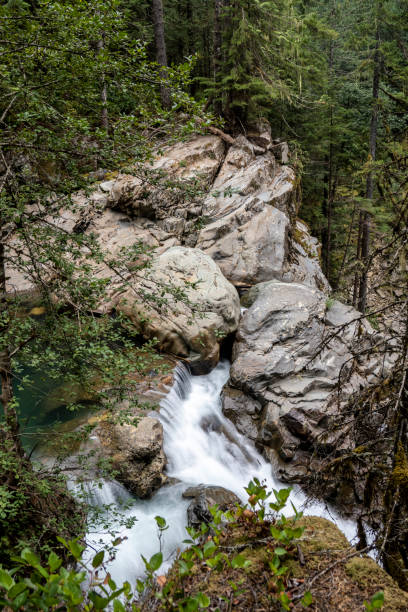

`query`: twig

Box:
[292,544,374,600]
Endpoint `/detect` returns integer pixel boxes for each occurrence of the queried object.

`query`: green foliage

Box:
[202,0,330,124]
[0,536,134,611]
[364,590,385,610]
[0,481,312,610]
[0,440,83,570]
[281,0,408,285]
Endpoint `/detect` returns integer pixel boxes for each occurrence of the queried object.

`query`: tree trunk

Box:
[214,0,222,73]
[322,27,335,280]
[213,0,223,115]
[358,30,381,313]
[0,222,23,457]
[353,209,363,307]
[152,0,171,109]
[96,34,109,132]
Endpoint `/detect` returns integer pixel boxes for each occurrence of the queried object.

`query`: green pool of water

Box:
[0,369,91,452]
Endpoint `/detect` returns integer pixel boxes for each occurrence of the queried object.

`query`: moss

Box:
[346,556,408,611]
[104,170,118,179]
[353,445,368,454]
[144,515,408,612]
[384,551,408,593]
[392,442,408,489]
[292,226,317,259]
[297,516,349,554]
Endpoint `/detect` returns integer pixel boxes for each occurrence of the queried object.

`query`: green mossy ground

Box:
[142,515,408,611]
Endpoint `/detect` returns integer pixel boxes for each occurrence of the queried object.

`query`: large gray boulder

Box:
[117,247,241,370]
[224,281,397,480]
[97,416,166,498]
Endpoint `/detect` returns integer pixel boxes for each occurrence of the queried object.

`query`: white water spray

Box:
[86,360,357,586]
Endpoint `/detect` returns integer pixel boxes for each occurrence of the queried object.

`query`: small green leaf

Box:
[7,582,27,601]
[149,552,163,572]
[274,547,287,556]
[371,591,385,608]
[203,539,216,558]
[68,539,85,560]
[48,551,62,572]
[155,515,167,529]
[196,592,210,608]
[301,590,313,607]
[113,599,126,612]
[231,554,251,569]
[0,569,14,590]
[20,548,41,567]
[92,550,105,568]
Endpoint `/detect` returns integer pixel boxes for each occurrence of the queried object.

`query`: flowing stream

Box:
[85,360,357,587]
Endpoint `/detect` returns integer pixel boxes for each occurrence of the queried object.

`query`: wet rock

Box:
[226,280,398,479]
[221,386,261,441]
[183,485,240,527]
[117,247,241,369]
[97,416,166,498]
[258,403,299,461]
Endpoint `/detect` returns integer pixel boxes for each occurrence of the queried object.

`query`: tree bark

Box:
[0,220,23,457]
[322,15,335,281]
[213,0,223,114]
[353,209,363,307]
[96,34,109,132]
[358,29,381,313]
[152,0,171,109]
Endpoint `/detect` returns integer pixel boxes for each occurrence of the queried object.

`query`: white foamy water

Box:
[85,360,357,586]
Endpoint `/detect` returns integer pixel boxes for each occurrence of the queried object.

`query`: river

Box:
[83,360,357,587]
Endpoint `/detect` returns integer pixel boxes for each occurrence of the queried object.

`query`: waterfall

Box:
[85,360,357,586]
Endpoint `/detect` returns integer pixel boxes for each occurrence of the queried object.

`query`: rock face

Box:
[196,136,298,287]
[283,220,330,292]
[97,416,166,498]
[222,386,262,441]
[224,280,397,480]
[117,246,241,370]
[6,125,330,371]
[182,485,240,527]
[106,135,225,242]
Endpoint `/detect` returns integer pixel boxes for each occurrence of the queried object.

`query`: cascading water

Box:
[85,360,357,587]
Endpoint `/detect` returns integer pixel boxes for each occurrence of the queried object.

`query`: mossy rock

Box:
[346,556,408,611]
[142,515,408,611]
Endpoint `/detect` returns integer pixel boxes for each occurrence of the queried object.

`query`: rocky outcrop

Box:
[196,136,298,287]
[106,135,225,242]
[182,485,240,527]
[97,416,166,498]
[283,220,330,292]
[6,127,324,298]
[6,126,331,372]
[223,280,398,480]
[117,246,241,370]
